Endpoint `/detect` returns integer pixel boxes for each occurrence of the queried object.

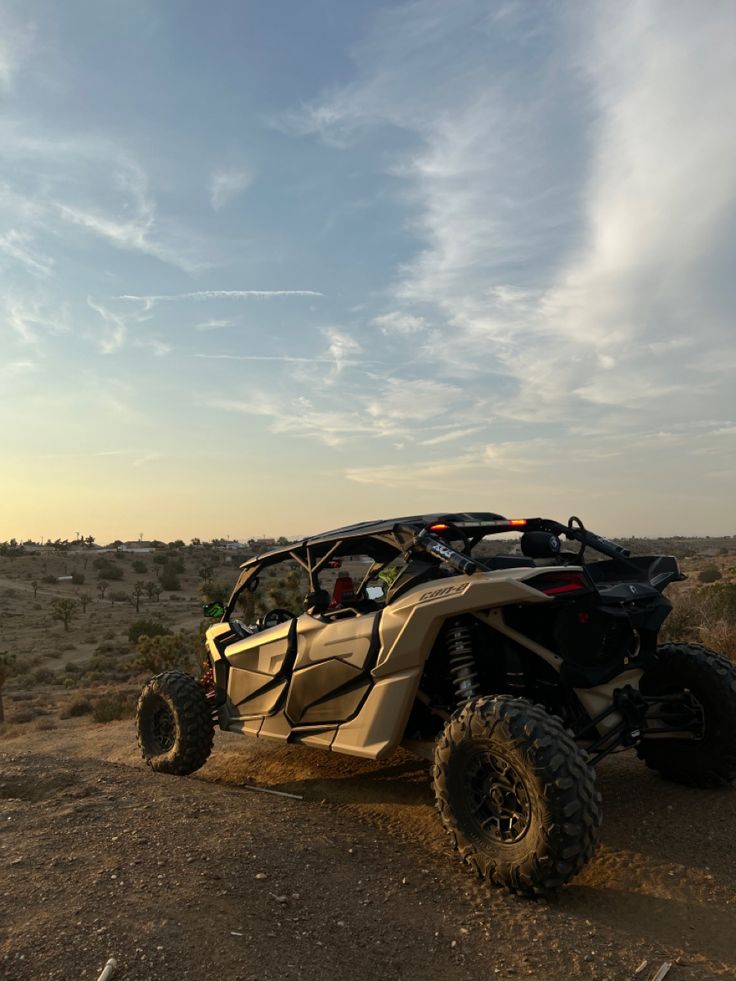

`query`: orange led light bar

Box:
[509,519,527,526]
[429,523,450,531]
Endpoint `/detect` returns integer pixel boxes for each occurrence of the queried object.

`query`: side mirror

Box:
[203,600,225,618]
[520,532,561,559]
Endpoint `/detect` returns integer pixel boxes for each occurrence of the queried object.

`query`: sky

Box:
[1,0,735,543]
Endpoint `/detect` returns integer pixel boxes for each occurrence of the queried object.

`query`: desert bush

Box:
[699,565,723,583]
[92,693,124,723]
[95,562,123,581]
[662,586,736,661]
[128,619,171,644]
[132,560,148,574]
[35,718,57,731]
[109,590,130,604]
[60,696,93,718]
[71,571,85,585]
[33,667,55,685]
[201,579,229,603]
[92,691,135,723]
[136,629,201,674]
[160,568,181,591]
[11,708,34,724]
[42,574,56,584]
[94,639,131,657]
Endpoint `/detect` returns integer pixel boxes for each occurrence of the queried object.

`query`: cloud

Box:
[0,10,33,91]
[208,167,253,210]
[207,394,380,448]
[194,319,237,331]
[0,125,209,272]
[294,0,736,467]
[118,289,322,303]
[323,327,362,377]
[372,311,426,334]
[4,360,39,375]
[0,229,53,277]
[2,295,69,346]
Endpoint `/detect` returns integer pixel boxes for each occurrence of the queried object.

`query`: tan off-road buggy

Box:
[136,512,736,895]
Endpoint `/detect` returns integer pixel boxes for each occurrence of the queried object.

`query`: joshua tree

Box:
[145,581,162,602]
[198,563,214,582]
[78,592,91,613]
[97,580,109,601]
[132,581,145,613]
[51,597,78,632]
[31,580,39,599]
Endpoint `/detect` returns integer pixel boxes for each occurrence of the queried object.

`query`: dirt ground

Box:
[2,714,736,981]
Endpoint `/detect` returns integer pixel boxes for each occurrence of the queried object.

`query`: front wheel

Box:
[137,671,214,775]
[433,695,601,896]
[638,643,736,787]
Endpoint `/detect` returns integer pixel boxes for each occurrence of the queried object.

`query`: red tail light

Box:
[530,572,589,596]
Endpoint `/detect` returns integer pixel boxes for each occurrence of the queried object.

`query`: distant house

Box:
[118,540,157,553]
[248,538,277,551]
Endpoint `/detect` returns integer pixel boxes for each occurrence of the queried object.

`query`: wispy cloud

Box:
[118,289,323,303]
[2,296,69,346]
[208,167,253,210]
[87,299,131,355]
[295,0,736,461]
[194,318,237,331]
[0,229,53,277]
[0,125,209,272]
[372,311,425,334]
[0,10,33,91]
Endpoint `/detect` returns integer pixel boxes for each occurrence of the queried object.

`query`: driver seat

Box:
[303,589,331,615]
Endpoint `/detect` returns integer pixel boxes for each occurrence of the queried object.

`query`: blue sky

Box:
[1,0,735,541]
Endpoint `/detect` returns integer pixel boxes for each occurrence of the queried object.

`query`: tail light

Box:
[529,571,590,596]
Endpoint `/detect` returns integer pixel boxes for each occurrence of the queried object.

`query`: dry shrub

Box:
[700,621,736,661]
[92,691,136,723]
[60,696,93,719]
[35,718,57,732]
[662,585,736,662]
[10,709,34,724]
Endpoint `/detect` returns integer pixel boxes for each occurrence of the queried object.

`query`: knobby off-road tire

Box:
[137,671,214,775]
[433,695,601,897]
[638,643,736,788]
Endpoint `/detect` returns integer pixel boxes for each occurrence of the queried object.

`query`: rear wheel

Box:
[433,695,601,896]
[638,643,736,787]
[137,671,214,775]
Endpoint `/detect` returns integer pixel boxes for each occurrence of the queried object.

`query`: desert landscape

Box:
[2,536,736,980]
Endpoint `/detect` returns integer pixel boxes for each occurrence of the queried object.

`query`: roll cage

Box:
[223,511,651,620]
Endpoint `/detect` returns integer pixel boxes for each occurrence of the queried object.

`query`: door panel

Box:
[295,612,378,669]
[225,620,294,719]
[286,659,367,725]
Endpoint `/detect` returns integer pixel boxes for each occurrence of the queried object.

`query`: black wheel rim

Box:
[464,748,532,844]
[150,700,176,752]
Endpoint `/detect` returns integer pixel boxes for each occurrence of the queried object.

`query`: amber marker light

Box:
[509,519,527,526]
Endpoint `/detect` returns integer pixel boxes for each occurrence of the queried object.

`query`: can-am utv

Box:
[136,512,736,895]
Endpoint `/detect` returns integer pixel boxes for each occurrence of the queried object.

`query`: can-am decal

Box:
[419,582,470,602]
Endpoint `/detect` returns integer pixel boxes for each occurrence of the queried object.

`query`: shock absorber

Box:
[445,618,480,705]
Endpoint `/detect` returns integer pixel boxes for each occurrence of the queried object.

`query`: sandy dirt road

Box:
[2,719,736,980]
